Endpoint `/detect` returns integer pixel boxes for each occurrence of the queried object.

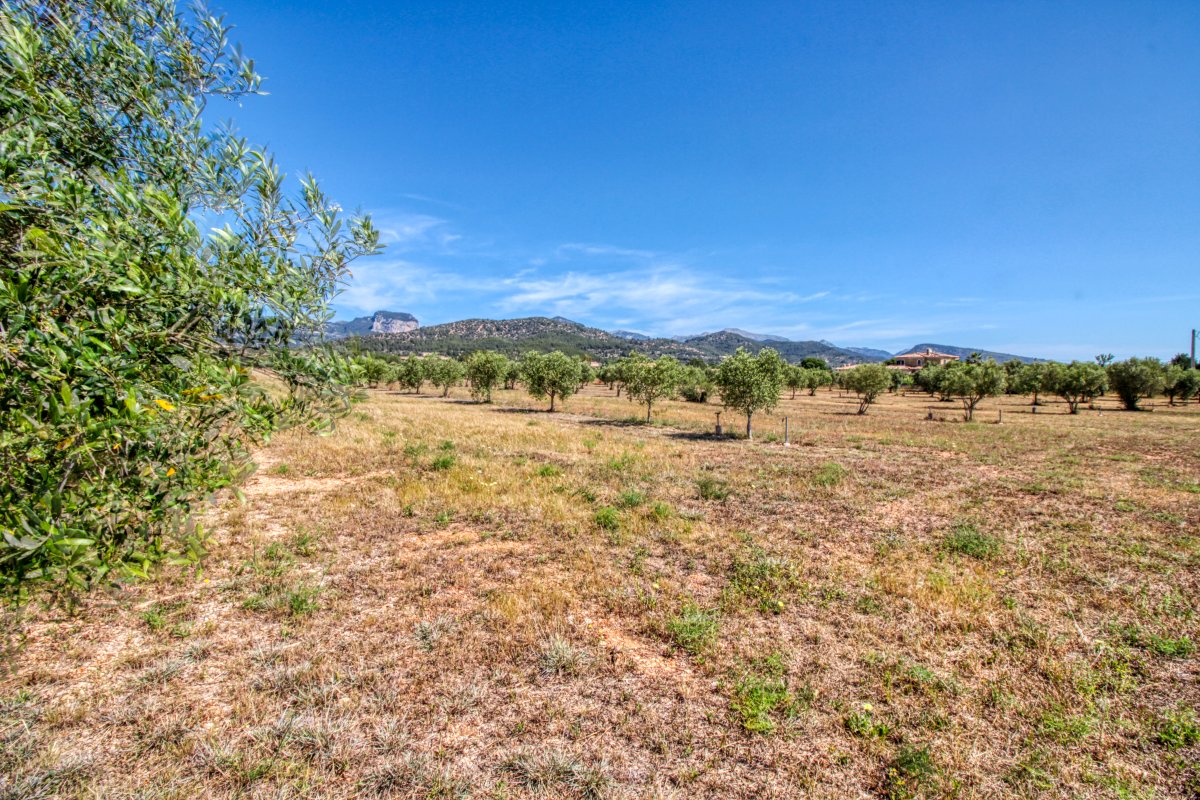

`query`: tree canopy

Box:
[522,351,584,411]
[841,364,891,415]
[713,347,784,438]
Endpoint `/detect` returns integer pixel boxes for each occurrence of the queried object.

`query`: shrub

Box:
[431,454,456,471]
[667,603,719,654]
[943,522,1001,560]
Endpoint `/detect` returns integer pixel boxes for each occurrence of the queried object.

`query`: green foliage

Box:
[425,357,466,397]
[667,602,719,654]
[943,522,1001,560]
[1164,366,1200,405]
[464,350,509,402]
[522,350,584,411]
[394,356,427,393]
[624,354,684,421]
[676,364,713,403]
[1108,358,1166,411]
[1054,361,1108,413]
[0,0,378,601]
[842,364,892,414]
[713,347,785,438]
[941,360,1006,420]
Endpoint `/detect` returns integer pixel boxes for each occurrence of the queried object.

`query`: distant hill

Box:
[611,330,653,341]
[327,310,418,337]
[672,327,790,343]
[337,315,876,365]
[898,343,1041,364]
[844,345,894,361]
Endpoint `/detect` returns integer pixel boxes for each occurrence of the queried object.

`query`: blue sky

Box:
[217,0,1200,359]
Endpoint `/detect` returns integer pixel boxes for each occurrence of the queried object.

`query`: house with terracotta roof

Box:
[891,347,960,370]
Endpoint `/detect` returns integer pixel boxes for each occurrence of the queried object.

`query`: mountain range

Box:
[327,311,1042,364]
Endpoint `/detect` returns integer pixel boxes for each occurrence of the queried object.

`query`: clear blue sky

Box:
[216,0,1199,359]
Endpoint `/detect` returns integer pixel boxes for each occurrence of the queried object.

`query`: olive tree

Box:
[0,1,379,599]
[713,347,785,438]
[395,356,427,393]
[1164,367,1200,406]
[941,360,1006,421]
[842,364,892,414]
[626,355,683,421]
[427,358,466,398]
[802,367,832,396]
[522,351,584,411]
[678,364,713,403]
[1107,358,1166,411]
[784,364,805,399]
[1055,362,1108,414]
[465,350,508,402]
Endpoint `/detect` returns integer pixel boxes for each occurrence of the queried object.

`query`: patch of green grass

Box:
[1038,707,1094,744]
[885,745,937,800]
[728,546,799,614]
[536,464,562,478]
[430,454,456,471]
[286,584,321,617]
[593,506,620,532]
[696,475,731,501]
[943,522,1001,560]
[650,501,673,521]
[667,603,719,655]
[1005,749,1057,792]
[811,462,848,488]
[845,707,889,739]
[733,676,792,734]
[1153,705,1200,749]
[616,489,645,508]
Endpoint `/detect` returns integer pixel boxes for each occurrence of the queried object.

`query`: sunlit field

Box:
[3,384,1198,799]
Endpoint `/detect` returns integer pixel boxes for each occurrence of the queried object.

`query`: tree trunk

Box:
[745,412,753,439]
[550,393,556,412]
[791,388,796,399]
[646,403,652,422]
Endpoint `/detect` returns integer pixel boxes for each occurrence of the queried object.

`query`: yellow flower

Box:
[862,702,873,712]
[154,398,176,412]
[166,467,176,477]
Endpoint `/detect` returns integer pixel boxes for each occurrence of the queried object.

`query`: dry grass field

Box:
[2,384,1198,799]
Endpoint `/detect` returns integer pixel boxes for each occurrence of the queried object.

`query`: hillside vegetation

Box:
[344,316,873,365]
[3,385,1197,798]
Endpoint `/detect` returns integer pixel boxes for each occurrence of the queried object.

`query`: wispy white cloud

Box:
[555,242,659,260]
